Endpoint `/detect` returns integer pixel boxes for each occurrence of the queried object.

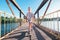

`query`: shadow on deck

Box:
[1,23,59,40]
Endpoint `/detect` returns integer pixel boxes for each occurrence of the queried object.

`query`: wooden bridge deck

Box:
[2,23,53,40]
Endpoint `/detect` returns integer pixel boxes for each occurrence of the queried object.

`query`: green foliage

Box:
[1,16,18,24]
[39,17,60,21]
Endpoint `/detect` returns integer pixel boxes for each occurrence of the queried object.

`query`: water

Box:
[41,21,60,32]
[1,21,60,37]
[1,23,19,37]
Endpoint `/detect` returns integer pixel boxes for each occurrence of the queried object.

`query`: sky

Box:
[0,0,60,18]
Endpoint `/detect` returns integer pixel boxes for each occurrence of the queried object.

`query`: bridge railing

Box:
[34,0,60,39]
[0,11,19,38]
[40,10,60,38]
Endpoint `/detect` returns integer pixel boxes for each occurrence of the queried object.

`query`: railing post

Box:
[48,15,49,29]
[53,13,55,33]
[10,16,13,31]
[10,16,11,32]
[57,12,60,38]
[6,17,8,33]
[0,12,1,37]
[4,12,6,35]
[20,11,21,26]
[50,14,53,33]
[11,16,12,31]
[37,11,39,26]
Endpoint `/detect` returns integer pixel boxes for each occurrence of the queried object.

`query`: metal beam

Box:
[40,0,52,24]
[34,0,48,15]
[0,12,1,37]
[37,11,39,26]
[10,0,25,16]
[20,11,21,26]
[6,0,16,17]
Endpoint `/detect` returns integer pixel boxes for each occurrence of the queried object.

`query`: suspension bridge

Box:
[0,0,60,40]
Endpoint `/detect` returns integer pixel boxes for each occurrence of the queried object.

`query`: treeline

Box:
[1,16,20,24]
[39,17,60,21]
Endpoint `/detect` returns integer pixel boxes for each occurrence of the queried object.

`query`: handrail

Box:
[40,10,60,39]
[44,10,60,16]
[40,10,60,18]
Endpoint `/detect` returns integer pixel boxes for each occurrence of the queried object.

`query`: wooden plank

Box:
[35,27,52,40]
[1,23,52,40]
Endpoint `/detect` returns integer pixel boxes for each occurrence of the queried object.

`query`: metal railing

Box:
[0,11,19,38]
[9,0,26,26]
[0,0,60,39]
[0,0,26,39]
[34,0,60,39]
[40,10,60,39]
[34,0,51,25]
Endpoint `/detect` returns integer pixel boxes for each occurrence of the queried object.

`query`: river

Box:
[1,23,19,37]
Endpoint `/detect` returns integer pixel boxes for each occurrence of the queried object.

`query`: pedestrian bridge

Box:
[0,0,60,40]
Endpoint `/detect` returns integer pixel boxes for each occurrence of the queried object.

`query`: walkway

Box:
[2,23,52,40]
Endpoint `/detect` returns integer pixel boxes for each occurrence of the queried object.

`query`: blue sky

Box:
[0,0,60,18]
